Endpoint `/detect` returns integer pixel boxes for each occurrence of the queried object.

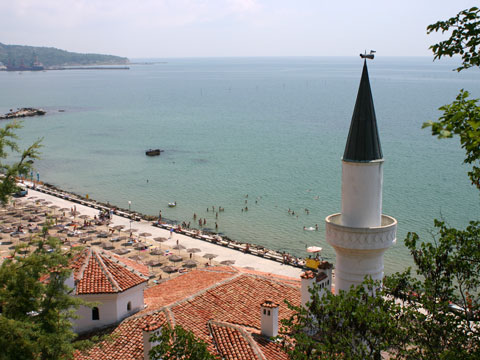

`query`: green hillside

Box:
[0,43,129,67]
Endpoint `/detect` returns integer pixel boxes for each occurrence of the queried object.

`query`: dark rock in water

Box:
[146,149,163,156]
[0,108,46,120]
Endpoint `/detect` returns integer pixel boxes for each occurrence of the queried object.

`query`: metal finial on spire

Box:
[343,57,382,162]
[360,50,376,60]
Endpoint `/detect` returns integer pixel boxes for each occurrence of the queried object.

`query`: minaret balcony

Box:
[325,213,397,250]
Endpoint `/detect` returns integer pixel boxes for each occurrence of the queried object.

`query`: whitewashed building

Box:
[69,247,149,334]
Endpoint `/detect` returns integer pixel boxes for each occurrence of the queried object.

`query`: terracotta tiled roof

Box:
[300,270,315,279]
[209,321,262,360]
[109,252,150,277]
[143,267,237,310]
[72,247,149,295]
[253,332,290,360]
[74,266,301,360]
[261,300,279,308]
[75,312,166,360]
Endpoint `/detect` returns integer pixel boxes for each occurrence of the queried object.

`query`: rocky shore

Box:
[0,108,46,120]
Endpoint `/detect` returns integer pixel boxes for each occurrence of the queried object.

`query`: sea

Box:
[1,57,479,275]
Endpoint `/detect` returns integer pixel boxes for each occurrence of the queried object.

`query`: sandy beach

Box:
[1,182,303,280]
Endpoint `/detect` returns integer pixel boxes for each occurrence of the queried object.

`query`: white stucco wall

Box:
[115,283,146,321]
[73,283,146,334]
[333,247,386,292]
[260,306,279,338]
[300,277,315,309]
[341,160,383,228]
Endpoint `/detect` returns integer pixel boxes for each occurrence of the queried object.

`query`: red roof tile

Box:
[143,267,237,310]
[72,247,148,295]
[74,266,300,360]
[75,312,166,360]
[209,321,261,360]
[253,332,290,360]
[261,300,279,308]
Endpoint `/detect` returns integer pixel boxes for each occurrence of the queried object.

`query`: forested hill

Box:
[0,43,129,67]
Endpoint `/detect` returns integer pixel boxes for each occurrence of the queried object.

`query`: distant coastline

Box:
[0,42,129,71]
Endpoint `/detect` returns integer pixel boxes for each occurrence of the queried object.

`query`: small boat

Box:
[145,149,163,156]
[168,202,177,207]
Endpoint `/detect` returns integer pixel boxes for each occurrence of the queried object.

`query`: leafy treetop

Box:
[427,7,480,72]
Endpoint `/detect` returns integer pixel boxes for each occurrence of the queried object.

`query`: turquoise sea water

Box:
[1,57,479,274]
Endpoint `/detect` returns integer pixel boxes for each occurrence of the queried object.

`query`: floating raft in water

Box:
[145,149,163,156]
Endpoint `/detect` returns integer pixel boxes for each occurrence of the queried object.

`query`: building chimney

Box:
[260,300,279,338]
[300,271,316,308]
[142,321,161,360]
[301,267,333,308]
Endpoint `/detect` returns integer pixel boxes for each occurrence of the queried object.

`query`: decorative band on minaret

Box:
[325,58,397,293]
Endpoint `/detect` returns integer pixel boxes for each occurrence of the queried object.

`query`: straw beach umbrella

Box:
[147,259,162,267]
[169,255,183,263]
[129,255,143,262]
[172,244,185,254]
[183,260,197,268]
[101,241,115,250]
[153,237,167,249]
[150,248,163,256]
[186,247,201,259]
[203,253,218,265]
[114,248,130,255]
[162,266,177,274]
[134,242,148,251]
[220,260,236,265]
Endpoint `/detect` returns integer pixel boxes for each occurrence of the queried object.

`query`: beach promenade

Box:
[18,185,303,278]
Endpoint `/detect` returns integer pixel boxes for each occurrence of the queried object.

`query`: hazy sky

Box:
[1,0,477,58]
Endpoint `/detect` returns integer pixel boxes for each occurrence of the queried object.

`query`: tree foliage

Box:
[280,280,406,360]
[0,236,84,360]
[424,7,480,190]
[385,221,480,359]
[0,121,42,204]
[148,324,217,360]
[427,7,480,72]
[0,42,129,68]
[422,90,480,189]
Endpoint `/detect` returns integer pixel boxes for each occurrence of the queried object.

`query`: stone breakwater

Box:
[0,108,46,120]
[26,182,315,271]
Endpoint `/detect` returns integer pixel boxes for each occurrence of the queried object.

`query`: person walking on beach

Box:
[169,227,174,238]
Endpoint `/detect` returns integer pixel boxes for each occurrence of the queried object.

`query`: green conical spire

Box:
[343,60,383,162]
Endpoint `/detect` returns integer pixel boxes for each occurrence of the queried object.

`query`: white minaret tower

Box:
[325,57,397,293]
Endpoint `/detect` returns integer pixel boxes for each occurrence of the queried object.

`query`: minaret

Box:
[325,58,397,293]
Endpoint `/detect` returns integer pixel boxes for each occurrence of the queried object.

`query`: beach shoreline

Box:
[16,180,305,278]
